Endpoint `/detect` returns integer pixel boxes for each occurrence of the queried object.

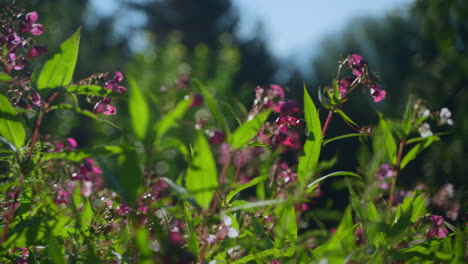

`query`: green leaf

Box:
[452,226,464,263]
[135,228,152,264]
[297,84,322,184]
[225,199,287,213]
[154,98,190,140]
[307,171,361,193]
[0,71,13,82]
[66,84,112,97]
[80,199,93,234]
[41,145,123,161]
[275,204,298,241]
[72,182,82,208]
[323,133,367,145]
[401,137,439,169]
[184,203,200,259]
[128,77,149,140]
[118,150,143,202]
[48,104,121,129]
[378,114,397,165]
[162,177,200,208]
[229,248,280,264]
[335,108,359,128]
[185,132,218,209]
[225,176,267,205]
[231,109,271,149]
[368,202,381,222]
[37,28,81,94]
[195,80,231,137]
[312,207,354,261]
[47,235,66,264]
[0,93,25,151]
[402,95,414,137]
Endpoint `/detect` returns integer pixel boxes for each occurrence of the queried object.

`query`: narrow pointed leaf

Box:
[297,84,322,184]
[185,132,218,209]
[307,171,361,193]
[231,109,271,149]
[323,133,366,145]
[195,80,231,136]
[128,77,149,140]
[154,98,190,140]
[378,114,397,165]
[401,136,439,169]
[225,176,267,205]
[66,84,112,97]
[0,72,13,82]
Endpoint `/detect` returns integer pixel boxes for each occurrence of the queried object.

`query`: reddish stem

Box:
[321,110,334,137]
[1,174,23,243]
[386,140,405,223]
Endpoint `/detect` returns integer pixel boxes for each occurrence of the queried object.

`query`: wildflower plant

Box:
[0,3,466,264]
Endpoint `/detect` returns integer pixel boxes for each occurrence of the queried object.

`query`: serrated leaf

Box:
[128,77,149,140]
[401,137,439,169]
[185,132,218,209]
[225,176,267,205]
[368,202,381,222]
[41,145,123,161]
[0,93,25,151]
[47,235,66,264]
[297,84,322,184]
[37,28,81,94]
[66,84,112,97]
[231,109,271,149]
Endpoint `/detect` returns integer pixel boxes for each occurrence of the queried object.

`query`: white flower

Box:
[227,227,239,238]
[222,215,232,226]
[440,107,453,125]
[206,234,217,244]
[418,123,433,138]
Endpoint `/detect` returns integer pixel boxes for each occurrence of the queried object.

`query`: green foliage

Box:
[231,109,271,149]
[0,93,25,151]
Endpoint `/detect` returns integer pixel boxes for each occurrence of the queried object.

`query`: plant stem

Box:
[386,140,405,223]
[210,153,231,213]
[321,110,334,137]
[1,173,23,243]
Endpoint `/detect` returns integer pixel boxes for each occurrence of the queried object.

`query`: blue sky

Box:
[233,0,414,58]
[89,0,414,59]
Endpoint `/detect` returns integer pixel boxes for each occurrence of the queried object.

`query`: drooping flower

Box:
[104,72,126,94]
[189,94,203,108]
[19,12,44,35]
[67,137,78,149]
[376,164,394,180]
[347,54,366,77]
[369,85,386,102]
[94,97,116,115]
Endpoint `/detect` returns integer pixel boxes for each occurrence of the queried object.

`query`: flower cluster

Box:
[336,54,386,103]
[426,215,449,239]
[0,8,47,73]
[375,163,394,190]
[413,101,453,138]
[254,84,304,150]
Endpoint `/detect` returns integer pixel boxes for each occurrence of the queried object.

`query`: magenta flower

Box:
[189,94,204,108]
[347,54,366,76]
[19,12,44,35]
[376,163,394,180]
[369,85,386,102]
[94,97,116,115]
[28,45,48,58]
[270,84,285,98]
[209,130,226,145]
[67,137,78,149]
[104,71,126,94]
[426,215,449,239]
[273,100,300,115]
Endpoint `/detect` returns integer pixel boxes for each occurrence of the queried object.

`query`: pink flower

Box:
[67,137,78,149]
[347,54,366,76]
[270,84,285,98]
[430,215,444,227]
[369,85,386,102]
[105,71,126,94]
[28,45,48,58]
[20,12,44,35]
[94,97,116,115]
[426,215,449,239]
